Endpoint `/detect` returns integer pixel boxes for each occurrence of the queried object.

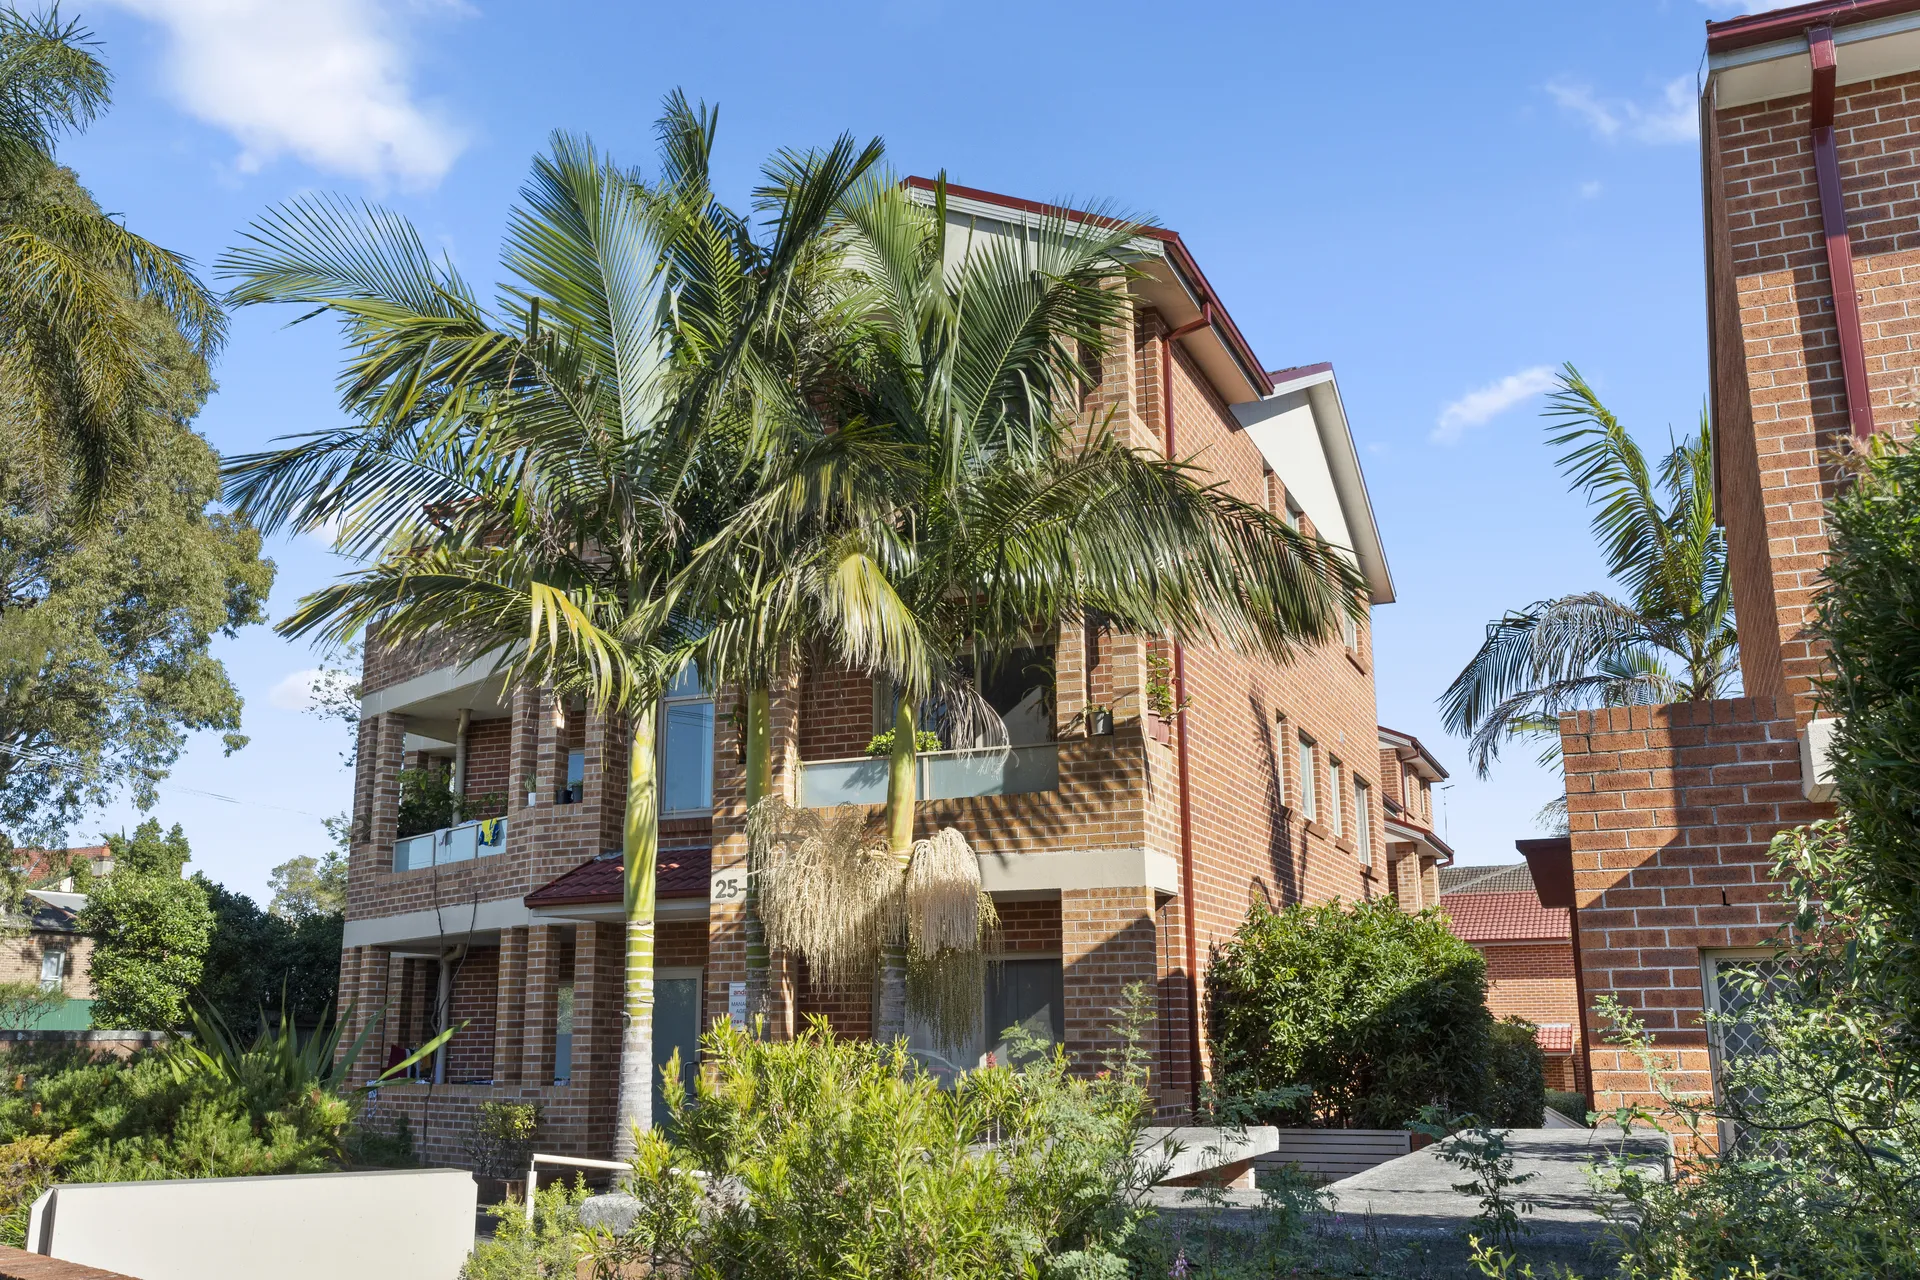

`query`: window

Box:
[553,983,574,1083]
[1272,715,1288,807]
[1298,734,1317,821]
[39,947,65,991]
[661,665,714,814]
[1702,951,1789,1151]
[1284,495,1303,532]
[1328,758,1344,836]
[1354,780,1372,866]
[560,748,586,804]
[1342,608,1360,653]
[908,956,1064,1085]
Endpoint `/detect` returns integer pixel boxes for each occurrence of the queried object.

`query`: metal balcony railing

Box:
[797,743,1060,808]
[392,816,507,872]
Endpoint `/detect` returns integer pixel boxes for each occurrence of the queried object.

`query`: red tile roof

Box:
[1441,891,1570,944]
[1533,1024,1575,1055]
[523,844,711,908]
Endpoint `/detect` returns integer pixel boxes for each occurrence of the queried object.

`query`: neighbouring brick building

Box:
[1544,0,1920,1139]
[1437,862,1585,1095]
[336,179,1417,1168]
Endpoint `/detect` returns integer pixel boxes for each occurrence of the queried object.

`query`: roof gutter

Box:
[1808,23,1879,437]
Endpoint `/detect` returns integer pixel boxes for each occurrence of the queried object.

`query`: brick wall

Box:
[1710,68,1920,717]
[1559,699,1822,1123]
[1478,942,1586,1092]
[1,931,91,1001]
[463,716,511,805]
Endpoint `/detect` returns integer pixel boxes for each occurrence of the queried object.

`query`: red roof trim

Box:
[1706,0,1920,53]
[902,176,1274,399]
[1268,362,1334,384]
[524,846,711,908]
[1443,891,1572,943]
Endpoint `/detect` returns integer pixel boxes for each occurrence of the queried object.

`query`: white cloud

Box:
[98,0,467,187]
[269,666,358,713]
[1579,180,1603,199]
[268,668,328,712]
[1432,367,1556,445]
[1548,76,1697,145]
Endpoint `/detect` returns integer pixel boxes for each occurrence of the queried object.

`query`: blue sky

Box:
[64,0,1785,902]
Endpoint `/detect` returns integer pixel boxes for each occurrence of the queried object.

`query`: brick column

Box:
[572,922,626,1154]
[333,946,362,1068]
[510,686,553,816]
[522,924,563,1084]
[347,713,407,918]
[493,926,529,1085]
[1061,886,1160,1082]
[341,946,393,1085]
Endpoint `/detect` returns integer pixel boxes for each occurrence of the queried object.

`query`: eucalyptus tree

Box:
[218,101,881,1152]
[0,6,223,517]
[700,177,1370,1041]
[1440,365,1738,795]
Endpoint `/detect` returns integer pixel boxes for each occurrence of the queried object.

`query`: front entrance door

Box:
[653,970,703,1129]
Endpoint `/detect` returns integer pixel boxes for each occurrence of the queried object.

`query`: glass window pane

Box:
[987,958,1064,1063]
[666,664,706,699]
[653,977,701,1129]
[554,984,574,1083]
[662,700,714,812]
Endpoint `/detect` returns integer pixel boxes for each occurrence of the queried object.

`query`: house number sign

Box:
[709,868,748,904]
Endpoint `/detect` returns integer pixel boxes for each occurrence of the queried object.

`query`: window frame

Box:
[1272,714,1289,809]
[1298,733,1318,822]
[1328,757,1344,836]
[39,946,65,991]
[1353,779,1372,866]
[659,667,715,817]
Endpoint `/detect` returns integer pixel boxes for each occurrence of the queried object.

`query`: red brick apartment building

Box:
[1537,0,1920,1135]
[333,181,1431,1167]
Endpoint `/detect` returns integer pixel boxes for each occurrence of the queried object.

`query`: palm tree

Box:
[0,7,222,517]
[1440,364,1738,801]
[708,176,1370,1040]
[218,102,882,1152]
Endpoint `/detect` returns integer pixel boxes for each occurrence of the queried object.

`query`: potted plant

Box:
[1085,703,1114,736]
[1143,653,1188,745]
[865,728,943,757]
[522,773,538,808]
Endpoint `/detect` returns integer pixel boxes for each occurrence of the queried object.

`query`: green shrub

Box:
[1816,435,1920,1033]
[1543,1089,1586,1123]
[608,988,1161,1278]
[468,1100,539,1180]
[1484,1018,1546,1128]
[1205,898,1495,1128]
[463,1176,594,1280]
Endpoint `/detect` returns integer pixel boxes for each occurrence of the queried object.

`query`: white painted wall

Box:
[1233,387,1356,554]
[28,1168,476,1280]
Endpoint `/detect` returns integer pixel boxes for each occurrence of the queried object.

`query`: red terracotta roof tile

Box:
[524,844,711,908]
[1534,1024,1575,1055]
[1441,891,1570,943]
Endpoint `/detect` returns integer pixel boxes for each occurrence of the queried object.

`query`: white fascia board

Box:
[342,894,532,949]
[977,847,1180,896]
[359,647,511,720]
[528,897,709,924]
[1711,12,1920,109]
[1233,369,1395,605]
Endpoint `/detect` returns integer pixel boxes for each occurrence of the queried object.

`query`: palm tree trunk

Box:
[742,684,772,1023]
[613,700,658,1160]
[874,697,918,1042]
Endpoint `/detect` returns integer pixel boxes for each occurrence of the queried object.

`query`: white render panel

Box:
[977,847,1179,896]
[28,1168,476,1280]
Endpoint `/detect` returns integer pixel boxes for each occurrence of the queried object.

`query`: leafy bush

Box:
[464,1176,594,1280]
[79,820,213,1030]
[1484,1018,1546,1128]
[193,876,341,1032]
[600,989,1160,1278]
[1816,434,1920,1032]
[468,1100,539,1180]
[863,727,942,757]
[1543,1089,1586,1123]
[1205,898,1495,1128]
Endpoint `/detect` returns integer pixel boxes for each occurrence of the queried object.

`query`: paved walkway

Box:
[1148,1126,1669,1247]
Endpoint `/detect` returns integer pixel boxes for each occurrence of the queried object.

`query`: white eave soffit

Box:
[1710,11,1920,109]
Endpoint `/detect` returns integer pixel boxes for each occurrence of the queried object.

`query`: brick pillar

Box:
[572,922,626,1155]
[493,926,529,1085]
[522,924,563,1084]
[510,685,553,817]
[597,712,631,854]
[347,713,407,919]
[1062,886,1160,1083]
[340,946,392,1085]
[333,946,362,1068]
[708,680,749,1031]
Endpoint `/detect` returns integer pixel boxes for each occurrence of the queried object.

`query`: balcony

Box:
[392,817,508,872]
[797,743,1060,808]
